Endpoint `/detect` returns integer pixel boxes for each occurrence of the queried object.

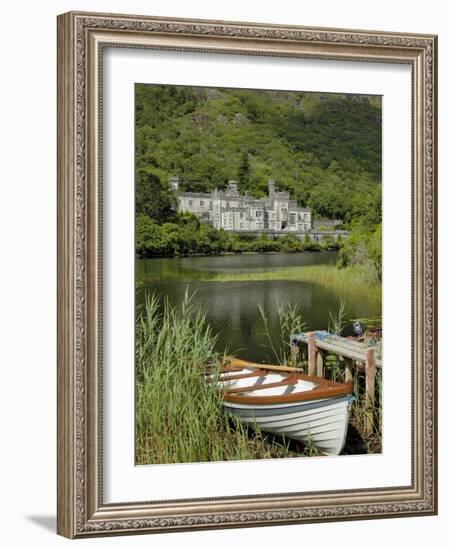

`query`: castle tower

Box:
[169,176,180,192]
[226,180,239,196]
[268,179,276,198]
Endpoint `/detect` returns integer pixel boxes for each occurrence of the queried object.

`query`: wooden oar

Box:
[227,357,302,374]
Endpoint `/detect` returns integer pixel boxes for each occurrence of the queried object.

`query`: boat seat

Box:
[224,373,297,395]
[216,369,267,382]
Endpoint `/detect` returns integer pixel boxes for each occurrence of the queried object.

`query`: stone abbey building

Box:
[172,177,313,233]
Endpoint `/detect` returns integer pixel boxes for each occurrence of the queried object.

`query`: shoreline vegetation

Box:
[136,292,382,465]
[137,263,382,305]
[136,212,341,258]
[197,264,381,297]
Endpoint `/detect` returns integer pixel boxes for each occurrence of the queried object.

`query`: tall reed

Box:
[135,291,294,464]
[258,302,307,366]
[328,301,346,336]
[325,301,346,380]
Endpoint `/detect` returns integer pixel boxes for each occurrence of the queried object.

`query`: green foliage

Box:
[136,214,164,257]
[237,151,251,188]
[368,224,382,280]
[135,84,382,270]
[136,170,177,223]
[338,223,382,281]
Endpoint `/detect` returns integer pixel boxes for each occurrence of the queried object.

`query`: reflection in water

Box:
[136,252,381,363]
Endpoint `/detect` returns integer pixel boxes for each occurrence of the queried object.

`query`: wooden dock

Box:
[290,331,382,435]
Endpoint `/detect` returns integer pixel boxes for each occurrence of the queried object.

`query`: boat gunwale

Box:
[221,358,353,405]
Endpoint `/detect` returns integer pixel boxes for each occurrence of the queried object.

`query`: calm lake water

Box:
[136,252,381,363]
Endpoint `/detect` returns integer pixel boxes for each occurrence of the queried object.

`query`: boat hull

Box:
[223,394,351,455]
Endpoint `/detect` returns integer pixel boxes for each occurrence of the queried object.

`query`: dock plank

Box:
[291,332,382,368]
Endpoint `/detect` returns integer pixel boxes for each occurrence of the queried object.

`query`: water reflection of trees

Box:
[136,254,381,362]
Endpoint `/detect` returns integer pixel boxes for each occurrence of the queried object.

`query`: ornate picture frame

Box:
[57,11,437,538]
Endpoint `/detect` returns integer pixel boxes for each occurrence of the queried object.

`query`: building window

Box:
[240,212,244,218]
[200,200,204,207]
[289,213,296,224]
[188,200,193,207]
[255,211,262,218]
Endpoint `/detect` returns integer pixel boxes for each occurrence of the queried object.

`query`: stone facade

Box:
[174,178,312,233]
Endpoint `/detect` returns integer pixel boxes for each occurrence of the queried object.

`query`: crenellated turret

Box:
[169,176,180,192]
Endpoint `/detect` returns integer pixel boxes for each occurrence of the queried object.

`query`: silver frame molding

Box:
[57,11,438,538]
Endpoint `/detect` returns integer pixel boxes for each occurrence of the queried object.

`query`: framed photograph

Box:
[57,11,438,538]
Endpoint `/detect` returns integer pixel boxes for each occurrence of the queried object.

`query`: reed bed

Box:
[200,264,381,304]
[136,292,295,464]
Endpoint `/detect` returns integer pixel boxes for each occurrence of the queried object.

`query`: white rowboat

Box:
[210,358,354,455]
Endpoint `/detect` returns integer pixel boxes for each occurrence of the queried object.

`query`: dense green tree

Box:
[136,170,177,223]
[338,223,382,281]
[136,215,164,257]
[237,152,251,188]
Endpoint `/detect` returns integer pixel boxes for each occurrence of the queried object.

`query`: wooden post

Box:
[354,361,363,396]
[364,347,376,435]
[344,357,353,383]
[290,339,299,366]
[307,332,317,376]
[316,350,324,378]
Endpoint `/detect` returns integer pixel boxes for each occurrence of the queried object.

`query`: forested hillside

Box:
[135,84,382,276]
[136,84,381,222]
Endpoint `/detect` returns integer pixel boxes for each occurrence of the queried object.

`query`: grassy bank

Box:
[200,264,381,302]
